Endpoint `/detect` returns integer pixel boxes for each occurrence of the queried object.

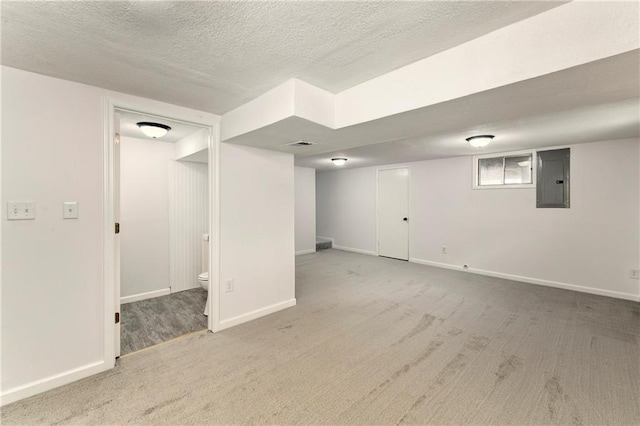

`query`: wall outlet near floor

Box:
[441,246,447,254]
[225,278,234,292]
[630,269,640,280]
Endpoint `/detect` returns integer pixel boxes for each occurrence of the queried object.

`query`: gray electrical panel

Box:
[537,148,570,208]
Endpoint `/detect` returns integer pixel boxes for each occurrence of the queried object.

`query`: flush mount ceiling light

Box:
[517,160,531,167]
[286,140,316,147]
[137,122,171,139]
[331,157,348,166]
[466,134,494,148]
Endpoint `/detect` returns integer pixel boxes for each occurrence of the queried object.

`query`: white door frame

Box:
[376,165,411,259]
[102,96,221,367]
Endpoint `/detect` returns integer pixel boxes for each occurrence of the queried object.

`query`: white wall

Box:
[175,128,209,161]
[219,143,295,328]
[0,66,219,403]
[316,167,377,254]
[2,67,105,397]
[120,136,174,298]
[294,167,316,255]
[317,139,640,300]
[169,160,209,292]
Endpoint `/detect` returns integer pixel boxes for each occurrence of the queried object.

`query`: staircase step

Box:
[316,240,332,251]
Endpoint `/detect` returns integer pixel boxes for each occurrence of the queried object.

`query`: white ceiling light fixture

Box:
[137,122,172,139]
[286,140,316,147]
[331,157,348,166]
[466,134,494,148]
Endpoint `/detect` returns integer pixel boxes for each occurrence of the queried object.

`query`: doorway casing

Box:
[102,96,221,367]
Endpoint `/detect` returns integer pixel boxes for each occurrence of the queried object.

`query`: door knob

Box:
[403,217,408,221]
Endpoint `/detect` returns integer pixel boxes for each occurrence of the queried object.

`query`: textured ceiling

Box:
[1,1,565,114]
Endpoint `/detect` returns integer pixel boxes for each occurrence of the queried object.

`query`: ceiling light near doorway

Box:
[286,140,316,147]
[466,135,494,148]
[137,122,172,138]
[331,157,348,166]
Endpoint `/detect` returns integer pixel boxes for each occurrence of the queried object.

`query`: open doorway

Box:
[116,110,211,355]
[103,98,220,363]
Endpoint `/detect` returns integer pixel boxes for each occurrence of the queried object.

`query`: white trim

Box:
[1,361,106,406]
[333,245,378,256]
[207,124,222,333]
[472,148,537,160]
[296,249,316,256]
[219,298,297,330]
[120,288,171,304]
[409,257,640,302]
[102,97,117,370]
[103,96,222,370]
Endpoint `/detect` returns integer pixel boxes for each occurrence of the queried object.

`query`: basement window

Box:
[473,150,535,189]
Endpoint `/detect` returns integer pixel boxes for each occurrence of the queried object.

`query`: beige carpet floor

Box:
[2,249,639,425]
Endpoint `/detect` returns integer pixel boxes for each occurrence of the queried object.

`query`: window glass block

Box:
[478,157,503,185]
[504,155,532,184]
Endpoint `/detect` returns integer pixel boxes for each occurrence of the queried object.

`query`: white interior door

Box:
[114,113,121,358]
[378,168,409,260]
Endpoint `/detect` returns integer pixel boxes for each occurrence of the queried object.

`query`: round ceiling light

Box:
[137,122,172,139]
[466,135,494,148]
[331,157,348,166]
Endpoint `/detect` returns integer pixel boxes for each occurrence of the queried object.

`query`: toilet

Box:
[198,271,210,316]
[199,234,211,316]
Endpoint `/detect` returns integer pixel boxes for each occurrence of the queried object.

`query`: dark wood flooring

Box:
[120,288,207,355]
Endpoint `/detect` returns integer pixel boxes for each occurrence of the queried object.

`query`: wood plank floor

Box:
[3,249,639,424]
[121,288,207,355]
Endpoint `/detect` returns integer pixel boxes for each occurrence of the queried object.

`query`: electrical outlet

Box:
[441,246,447,254]
[225,278,234,293]
[630,269,640,280]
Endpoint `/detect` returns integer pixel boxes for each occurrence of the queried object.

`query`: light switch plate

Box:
[7,202,35,220]
[63,202,78,219]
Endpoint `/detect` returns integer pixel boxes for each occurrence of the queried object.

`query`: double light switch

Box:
[7,201,79,220]
[7,202,35,220]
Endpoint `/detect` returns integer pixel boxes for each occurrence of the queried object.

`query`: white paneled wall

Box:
[169,160,209,293]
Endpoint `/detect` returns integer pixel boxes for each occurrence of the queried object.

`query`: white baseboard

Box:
[316,236,334,244]
[409,257,640,302]
[295,249,316,256]
[1,361,106,406]
[120,288,171,304]
[333,245,378,257]
[219,298,297,331]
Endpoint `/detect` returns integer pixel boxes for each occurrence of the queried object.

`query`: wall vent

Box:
[286,140,316,147]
